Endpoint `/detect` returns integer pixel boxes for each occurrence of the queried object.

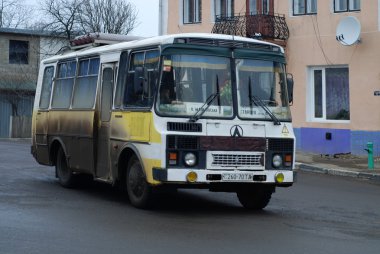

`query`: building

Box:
[159,0,380,156]
[0,28,67,138]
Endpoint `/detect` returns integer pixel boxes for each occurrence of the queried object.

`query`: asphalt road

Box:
[0,140,379,254]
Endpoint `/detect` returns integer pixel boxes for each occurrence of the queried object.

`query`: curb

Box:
[0,138,31,143]
[295,162,380,183]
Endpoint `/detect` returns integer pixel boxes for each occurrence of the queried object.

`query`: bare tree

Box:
[0,0,33,28]
[38,0,138,41]
[79,0,138,34]
[39,0,83,41]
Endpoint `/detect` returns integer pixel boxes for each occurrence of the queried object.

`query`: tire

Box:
[56,147,75,188]
[126,155,153,209]
[237,186,274,210]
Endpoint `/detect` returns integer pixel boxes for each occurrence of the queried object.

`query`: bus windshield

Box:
[156,54,233,119]
[156,54,291,122]
[236,59,291,121]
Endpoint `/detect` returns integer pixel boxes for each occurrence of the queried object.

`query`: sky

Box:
[128,0,159,37]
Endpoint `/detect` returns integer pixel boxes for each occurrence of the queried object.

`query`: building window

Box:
[215,0,234,18]
[293,0,317,15]
[248,0,273,15]
[334,0,360,12]
[261,0,270,14]
[9,40,29,64]
[183,0,202,24]
[310,67,350,121]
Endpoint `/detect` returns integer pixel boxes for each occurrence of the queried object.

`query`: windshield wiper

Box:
[189,76,220,122]
[248,77,281,125]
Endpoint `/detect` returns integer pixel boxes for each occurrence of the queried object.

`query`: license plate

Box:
[222,173,254,181]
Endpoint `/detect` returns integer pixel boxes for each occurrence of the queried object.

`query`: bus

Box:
[31,33,295,209]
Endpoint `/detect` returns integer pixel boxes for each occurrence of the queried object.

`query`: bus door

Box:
[96,63,116,179]
[35,66,55,165]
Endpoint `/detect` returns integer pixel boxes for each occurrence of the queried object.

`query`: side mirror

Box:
[286,73,294,105]
[134,67,148,95]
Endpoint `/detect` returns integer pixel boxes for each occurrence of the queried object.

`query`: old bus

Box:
[31,33,295,209]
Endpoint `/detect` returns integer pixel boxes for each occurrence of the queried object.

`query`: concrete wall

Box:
[165,0,248,34]
[0,31,67,138]
[0,33,40,87]
[284,1,380,155]
[40,36,69,60]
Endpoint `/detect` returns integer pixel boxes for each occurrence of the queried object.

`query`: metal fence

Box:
[0,94,34,138]
[9,116,32,138]
[212,13,289,41]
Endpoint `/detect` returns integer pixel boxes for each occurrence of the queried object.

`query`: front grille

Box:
[167,135,199,150]
[211,153,263,167]
[267,138,294,152]
[167,122,202,132]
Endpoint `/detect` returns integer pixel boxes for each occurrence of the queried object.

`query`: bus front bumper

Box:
[153,168,295,186]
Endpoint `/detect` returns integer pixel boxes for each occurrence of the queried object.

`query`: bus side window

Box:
[124,50,159,108]
[39,66,55,109]
[51,60,77,109]
[124,52,143,107]
[144,50,159,100]
[114,51,129,109]
[72,57,100,109]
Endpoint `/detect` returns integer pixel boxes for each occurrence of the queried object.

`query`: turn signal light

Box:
[169,152,177,165]
[275,173,285,183]
[284,154,292,167]
[186,171,198,183]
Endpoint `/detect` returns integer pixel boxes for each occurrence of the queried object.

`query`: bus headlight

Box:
[184,152,197,167]
[272,154,283,168]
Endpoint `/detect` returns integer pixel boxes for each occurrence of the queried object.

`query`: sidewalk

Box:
[296,151,380,183]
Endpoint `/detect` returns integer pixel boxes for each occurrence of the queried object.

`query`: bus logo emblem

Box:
[230,125,243,137]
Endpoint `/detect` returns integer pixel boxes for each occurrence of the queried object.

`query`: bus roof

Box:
[42,33,285,64]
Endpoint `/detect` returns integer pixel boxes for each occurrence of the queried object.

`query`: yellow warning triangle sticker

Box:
[282,125,289,134]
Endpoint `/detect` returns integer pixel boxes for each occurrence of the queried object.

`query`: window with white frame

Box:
[334,0,360,12]
[215,0,234,18]
[51,60,77,109]
[39,66,54,109]
[261,0,270,14]
[293,0,317,15]
[248,0,272,15]
[309,67,350,121]
[72,57,100,109]
[183,0,202,24]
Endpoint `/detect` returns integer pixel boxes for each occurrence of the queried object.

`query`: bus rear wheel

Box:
[56,147,75,188]
[126,156,153,209]
[236,186,274,210]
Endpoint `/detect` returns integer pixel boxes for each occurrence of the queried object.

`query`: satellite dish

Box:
[336,16,361,46]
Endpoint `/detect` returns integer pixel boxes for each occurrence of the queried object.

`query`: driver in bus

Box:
[160,85,172,104]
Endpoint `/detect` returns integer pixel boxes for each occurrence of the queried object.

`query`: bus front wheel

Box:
[236,186,274,210]
[56,147,75,188]
[126,156,153,209]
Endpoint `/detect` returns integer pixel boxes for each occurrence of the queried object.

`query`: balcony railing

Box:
[212,13,289,42]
